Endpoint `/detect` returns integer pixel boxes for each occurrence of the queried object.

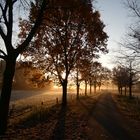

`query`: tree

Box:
[112,59,139,98]
[73,59,86,99]
[0,0,47,135]
[80,58,92,96]
[19,0,108,106]
[96,66,111,91]
[112,66,129,95]
[122,0,140,57]
[125,58,139,98]
[14,61,50,89]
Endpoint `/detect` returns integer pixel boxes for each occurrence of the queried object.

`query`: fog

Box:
[9,87,81,110]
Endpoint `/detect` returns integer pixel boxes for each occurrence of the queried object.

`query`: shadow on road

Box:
[78,93,137,140]
[78,96,96,116]
[51,106,67,140]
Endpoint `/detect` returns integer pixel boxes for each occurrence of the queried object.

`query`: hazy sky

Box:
[96,0,131,69]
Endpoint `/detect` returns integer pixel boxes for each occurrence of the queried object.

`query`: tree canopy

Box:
[19,0,108,105]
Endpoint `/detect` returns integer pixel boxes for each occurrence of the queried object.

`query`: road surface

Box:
[86,92,139,140]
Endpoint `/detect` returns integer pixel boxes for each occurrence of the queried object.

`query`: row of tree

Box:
[0,0,108,135]
[112,0,140,98]
[18,0,108,106]
[112,62,139,98]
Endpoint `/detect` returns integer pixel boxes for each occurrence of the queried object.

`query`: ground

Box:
[0,92,140,140]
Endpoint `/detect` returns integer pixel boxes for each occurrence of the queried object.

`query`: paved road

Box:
[87,92,139,140]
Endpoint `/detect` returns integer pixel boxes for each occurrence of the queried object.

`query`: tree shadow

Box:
[77,97,96,116]
[51,106,67,140]
[78,95,137,140]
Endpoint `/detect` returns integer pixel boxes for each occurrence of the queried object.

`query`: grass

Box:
[19,104,61,128]
[114,94,140,138]
[4,95,97,140]
[115,95,140,120]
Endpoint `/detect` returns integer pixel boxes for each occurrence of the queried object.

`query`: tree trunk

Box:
[129,73,132,99]
[129,84,132,98]
[76,84,80,99]
[120,87,122,95]
[76,70,80,99]
[90,84,92,94]
[99,86,101,91]
[94,85,96,94]
[90,83,92,94]
[0,59,16,135]
[94,81,97,94]
[124,86,127,96]
[85,80,87,96]
[118,86,120,94]
[62,80,68,106]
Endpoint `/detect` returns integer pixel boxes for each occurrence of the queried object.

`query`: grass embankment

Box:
[114,94,140,137]
[2,95,98,140]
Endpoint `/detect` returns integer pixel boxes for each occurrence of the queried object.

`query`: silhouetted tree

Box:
[122,0,140,57]
[80,59,92,96]
[19,0,108,106]
[96,66,111,91]
[112,61,138,98]
[0,0,47,135]
[112,66,129,95]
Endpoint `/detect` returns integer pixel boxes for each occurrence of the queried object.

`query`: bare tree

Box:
[123,0,140,57]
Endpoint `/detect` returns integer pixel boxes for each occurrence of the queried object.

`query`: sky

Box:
[0,0,131,70]
[95,0,131,69]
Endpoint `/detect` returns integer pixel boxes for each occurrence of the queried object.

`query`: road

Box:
[3,90,140,139]
[86,92,139,140]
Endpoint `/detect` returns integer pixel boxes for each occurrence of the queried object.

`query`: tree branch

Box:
[0,2,9,28]
[0,25,6,40]
[16,0,48,54]
[0,50,7,56]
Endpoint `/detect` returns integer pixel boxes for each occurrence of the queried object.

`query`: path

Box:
[86,92,138,140]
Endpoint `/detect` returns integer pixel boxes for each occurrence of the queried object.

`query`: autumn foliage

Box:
[19,0,108,106]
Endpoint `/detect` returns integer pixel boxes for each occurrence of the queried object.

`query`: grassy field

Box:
[1,92,140,140]
[2,95,98,140]
[113,94,140,138]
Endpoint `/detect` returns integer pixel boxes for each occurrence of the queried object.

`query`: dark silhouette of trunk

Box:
[129,85,132,98]
[118,85,122,95]
[124,86,127,96]
[89,80,92,94]
[94,82,97,94]
[99,86,101,91]
[120,86,122,95]
[90,83,92,94]
[76,70,80,99]
[0,0,47,135]
[129,80,132,98]
[62,80,68,106]
[118,86,120,94]
[129,71,132,99]
[77,84,80,99]
[128,61,133,99]
[85,80,87,96]
[0,58,16,135]
[98,82,101,91]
